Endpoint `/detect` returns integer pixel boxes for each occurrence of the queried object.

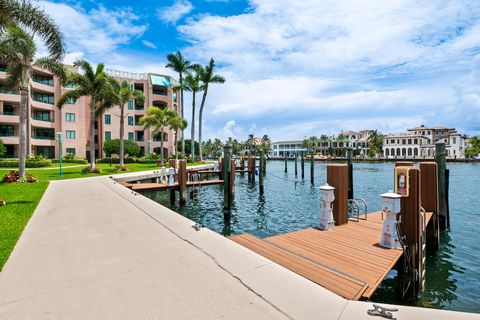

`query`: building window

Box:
[66,148,76,155]
[33,110,51,121]
[66,113,75,122]
[66,97,75,104]
[105,114,111,125]
[128,116,134,126]
[32,74,54,86]
[32,92,54,105]
[128,100,133,110]
[453,137,456,144]
[66,130,76,139]
[128,132,134,141]
[2,104,15,115]
[105,131,111,140]
[0,125,14,137]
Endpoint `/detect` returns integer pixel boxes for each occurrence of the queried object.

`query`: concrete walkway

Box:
[0,172,478,319]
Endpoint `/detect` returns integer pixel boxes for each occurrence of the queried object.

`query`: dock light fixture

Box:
[379,191,402,249]
[319,183,336,230]
[56,132,63,177]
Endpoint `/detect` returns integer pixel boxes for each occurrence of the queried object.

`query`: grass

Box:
[0,160,210,271]
[0,182,49,271]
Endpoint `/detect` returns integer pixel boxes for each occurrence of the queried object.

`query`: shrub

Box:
[63,152,76,161]
[81,166,102,174]
[0,159,51,168]
[96,157,137,164]
[114,165,129,171]
[27,154,47,161]
[2,170,38,183]
[103,139,140,158]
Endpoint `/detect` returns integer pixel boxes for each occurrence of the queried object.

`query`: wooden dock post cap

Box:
[327,163,348,167]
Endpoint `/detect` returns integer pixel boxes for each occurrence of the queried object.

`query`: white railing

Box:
[105,69,147,80]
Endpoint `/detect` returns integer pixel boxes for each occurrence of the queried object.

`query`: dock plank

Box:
[230,211,406,300]
[229,234,368,300]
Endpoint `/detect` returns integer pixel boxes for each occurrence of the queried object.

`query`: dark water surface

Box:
[143,161,480,313]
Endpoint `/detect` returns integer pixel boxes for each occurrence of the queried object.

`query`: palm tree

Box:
[0,25,66,178]
[183,68,201,162]
[197,58,225,161]
[168,112,187,161]
[367,130,384,158]
[114,80,144,168]
[139,106,175,166]
[337,133,347,157]
[57,60,116,172]
[319,134,329,155]
[165,51,194,156]
[0,0,64,60]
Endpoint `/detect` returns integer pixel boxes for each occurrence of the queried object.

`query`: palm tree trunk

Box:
[160,128,165,166]
[175,130,178,161]
[180,73,185,157]
[198,87,208,162]
[190,91,196,162]
[18,87,28,178]
[89,99,96,172]
[119,104,125,168]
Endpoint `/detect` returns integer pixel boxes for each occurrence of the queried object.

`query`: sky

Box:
[34,0,480,141]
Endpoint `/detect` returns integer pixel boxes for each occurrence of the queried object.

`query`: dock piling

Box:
[301,151,305,179]
[294,154,298,176]
[178,160,187,206]
[259,150,265,195]
[347,148,353,199]
[419,162,440,250]
[435,142,448,230]
[327,164,349,225]
[310,151,314,184]
[284,154,287,173]
[223,145,233,215]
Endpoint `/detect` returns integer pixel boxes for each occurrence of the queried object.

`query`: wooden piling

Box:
[262,154,266,175]
[301,151,305,179]
[395,161,414,167]
[218,158,223,180]
[223,145,233,214]
[310,151,314,184]
[248,157,256,182]
[169,159,177,170]
[170,189,176,206]
[284,154,287,173]
[419,162,440,250]
[178,160,187,206]
[230,159,236,199]
[294,154,298,176]
[397,166,424,296]
[259,151,265,195]
[240,156,245,175]
[435,143,448,230]
[327,164,349,226]
[346,148,353,200]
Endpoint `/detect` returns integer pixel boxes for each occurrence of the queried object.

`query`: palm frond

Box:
[73,59,95,81]
[56,89,83,109]
[35,57,67,83]
[1,0,65,60]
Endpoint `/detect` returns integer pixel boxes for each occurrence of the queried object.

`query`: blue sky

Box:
[36,0,480,141]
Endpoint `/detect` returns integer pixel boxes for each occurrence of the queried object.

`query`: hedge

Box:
[0,159,52,168]
[96,157,137,164]
[52,159,88,164]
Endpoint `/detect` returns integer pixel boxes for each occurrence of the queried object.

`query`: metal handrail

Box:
[348,199,360,222]
[354,198,368,220]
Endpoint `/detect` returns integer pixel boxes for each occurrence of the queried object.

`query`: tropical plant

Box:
[112,80,145,167]
[302,136,318,154]
[0,0,64,60]
[0,138,6,157]
[182,68,202,162]
[0,25,66,178]
[319,134,329,155]
[57,60,117,172]
[367,130,384,158]
[168,112,188,161]
[197,58,225,161]
[103,139,140,158]
[139,106,175,166]
[165,51,194,156]
[337,133,347,156]
[260,134,271,154]
[465,136,480,158]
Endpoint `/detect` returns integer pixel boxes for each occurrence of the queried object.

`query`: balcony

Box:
[31,118,55,128]
[31,136,55,146]
[31,98,54,110]
[31,80,55,93]
[0,113,19,124]
[0,135,19,144]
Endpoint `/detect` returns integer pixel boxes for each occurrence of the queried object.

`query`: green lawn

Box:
[0,161,210,271]
[0,182,49,270]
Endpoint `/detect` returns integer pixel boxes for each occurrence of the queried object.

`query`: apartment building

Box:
[0,65,180,160]
[383,125,467,159]
[270,140,306,157]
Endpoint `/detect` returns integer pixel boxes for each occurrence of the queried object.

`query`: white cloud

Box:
[175,0,480,139]
[157,0,194,25]
[37,1,147,59]
[142,40,158,49]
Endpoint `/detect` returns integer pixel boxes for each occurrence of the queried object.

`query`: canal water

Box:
[143,161,480,313]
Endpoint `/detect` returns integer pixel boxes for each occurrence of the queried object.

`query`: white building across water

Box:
[383,125,467,159]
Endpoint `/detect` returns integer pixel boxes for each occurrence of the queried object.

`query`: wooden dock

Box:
[229,211,433,300]
[128,180,224,192]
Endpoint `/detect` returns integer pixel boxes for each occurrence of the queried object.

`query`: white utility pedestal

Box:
[319,183,336,231]
[380,191,402,249]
